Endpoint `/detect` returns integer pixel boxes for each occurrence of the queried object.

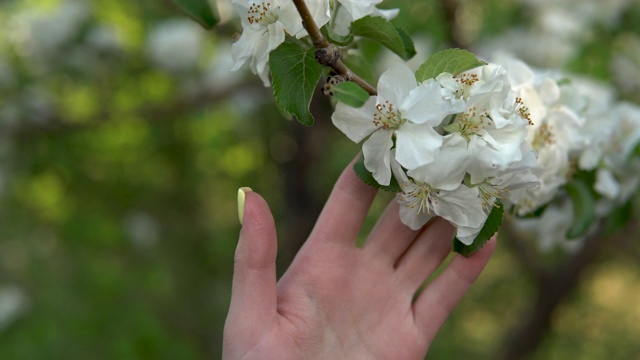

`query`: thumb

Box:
[225,188,278,338]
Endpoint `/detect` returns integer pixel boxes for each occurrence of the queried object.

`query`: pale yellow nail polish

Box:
[237,187,253,225]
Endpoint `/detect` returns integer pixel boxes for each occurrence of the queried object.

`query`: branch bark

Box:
[291,0,377,95]
[501,219,549,284]
[500,220,639,360]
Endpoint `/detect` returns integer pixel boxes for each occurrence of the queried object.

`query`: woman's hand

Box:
[223,157,496,359]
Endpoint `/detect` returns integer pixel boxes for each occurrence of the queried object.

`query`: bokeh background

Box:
[1,0,640,359]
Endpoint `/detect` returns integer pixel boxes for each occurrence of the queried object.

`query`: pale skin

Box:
[223,157,496,359]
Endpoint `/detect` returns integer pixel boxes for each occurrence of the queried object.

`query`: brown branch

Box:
[501,218,549,284]
[291,0,377,96]
[500,220,640,360]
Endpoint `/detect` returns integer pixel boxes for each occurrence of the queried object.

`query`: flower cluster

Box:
[332,62,539,245]
[227,0,640,251]
[494,54,640,249]
[331,53,640,249]
[230,0,395,85]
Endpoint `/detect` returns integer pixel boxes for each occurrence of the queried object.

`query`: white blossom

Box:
[512,200,585,253]
[332,62,463,185]
[436,64,537,184]
[230,0,330,85]
[331,49,640,249]
[492,54,578,215]
[594,168,620,199]
[337,0,382,21]
[592,103,640,208]
[331,4,399,37]
[392,158,487,244]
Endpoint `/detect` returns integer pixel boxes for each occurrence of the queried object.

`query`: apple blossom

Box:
[337,0,383,21]
[230,0,330,85]
[331,0,400,35]
[332,62,464,185]
[392,158,487,244]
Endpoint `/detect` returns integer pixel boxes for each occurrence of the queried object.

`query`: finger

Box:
[394,218,455,290]
[412,236,497,342]
[308,156,378,247]
[225,189,278,338]
[362,200,421,264]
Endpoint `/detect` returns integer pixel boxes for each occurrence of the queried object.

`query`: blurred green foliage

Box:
[0,0,639,359]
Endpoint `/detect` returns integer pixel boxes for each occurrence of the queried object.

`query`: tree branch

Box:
[500,220,640,360]
[501,218,550,284]
[291,0,377,96]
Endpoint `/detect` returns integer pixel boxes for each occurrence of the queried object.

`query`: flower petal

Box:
[390,153,410,186]
[272,0,303,34]
[595,169,620,199]
[338,0,382,20]
[434,185,485,228]
[402,79,464,126]
[377,63,417,107]
[395,123,443,170]
[230,29,255,71]
[363,129,394,186]
[398,195,435,230]
[374,8,400,20]
[408,134,469,190]
[455,225,483,245]
[332,97,378,143]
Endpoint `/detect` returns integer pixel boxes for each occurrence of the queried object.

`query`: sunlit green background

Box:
[1,0,639,359]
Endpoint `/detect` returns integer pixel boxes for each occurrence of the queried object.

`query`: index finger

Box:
[307,155,378,248]
[412,236,497,342]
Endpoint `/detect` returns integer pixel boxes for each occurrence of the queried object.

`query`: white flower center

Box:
[532,123,555,150]
[454,73,479,100]
[373,100,404,129]
[514,97,533,125]
[401,182,438,215]
[477,181,506,211]
[444,107,491,139]
[247,2,280,25]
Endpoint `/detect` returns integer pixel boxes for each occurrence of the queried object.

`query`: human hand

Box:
[223,157,496,360]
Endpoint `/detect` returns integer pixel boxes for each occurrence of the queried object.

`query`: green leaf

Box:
[415,48,487,82]
[453,201,504,257]
[332,82,370,108]
[557,77,572,87]
[351,16,416,60]
[353,155,401,192]
[321,25,354,46]
[169,0,218,29]
[564,179,596,239]
[396,27,417,60]
[627,141,640,161]
[603,200,633,236]
[269,41,324,126]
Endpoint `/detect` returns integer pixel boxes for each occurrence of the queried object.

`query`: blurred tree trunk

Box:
[501,221,639,359]
[278,89,334,264]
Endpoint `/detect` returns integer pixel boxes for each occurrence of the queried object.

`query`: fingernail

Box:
[237,187,253,225]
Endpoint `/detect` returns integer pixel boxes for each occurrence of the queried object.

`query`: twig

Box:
[291,0,377,96]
